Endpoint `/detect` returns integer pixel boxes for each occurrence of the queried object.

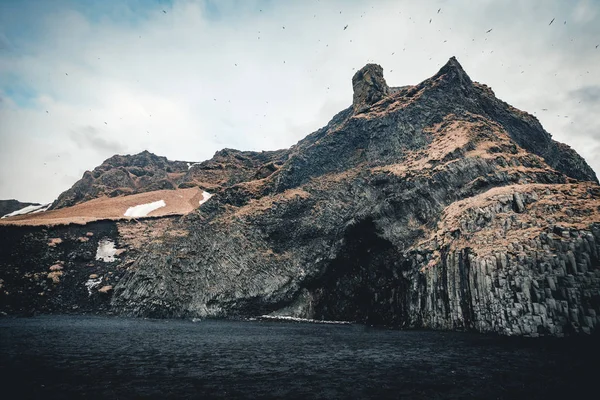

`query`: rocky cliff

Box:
[1,57,599,337]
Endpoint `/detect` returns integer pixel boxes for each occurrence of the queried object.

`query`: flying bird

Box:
[549,18,555,25]
[596,44,599,49]
[344,25,348,30]
[486,28,493,33]
[46,111,48,113]
[429,19,432,23]
[65,73,68,76]
[104,122,107,124]
[162,10,167,14]
[282,26,285,29]
[438,8,441,13]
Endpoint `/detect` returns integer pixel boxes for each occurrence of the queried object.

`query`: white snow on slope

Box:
[85,277,103,296]
[95,238,118,262]
[124,200,166,217]
[31,204,51,214]
[199,191,212,206]
[1,203,50,219]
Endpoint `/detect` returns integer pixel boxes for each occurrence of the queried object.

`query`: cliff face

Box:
[108,58,600,336]
[2,57,599,336]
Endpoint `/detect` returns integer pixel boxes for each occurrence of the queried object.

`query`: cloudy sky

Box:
[0,0,599,203]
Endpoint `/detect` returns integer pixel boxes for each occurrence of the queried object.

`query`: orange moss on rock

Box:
[233,189,311,218]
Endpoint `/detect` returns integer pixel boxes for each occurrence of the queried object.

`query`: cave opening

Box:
[309,217,410,326]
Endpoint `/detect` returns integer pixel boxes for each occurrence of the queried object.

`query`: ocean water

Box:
[0,316,597,399]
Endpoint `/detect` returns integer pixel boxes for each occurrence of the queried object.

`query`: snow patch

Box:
[1,203,50,219]
[259,315,353,325]
[85,277,103,296]
[124,200,166,217]
[31,204,51,214]
[199,191,212,206]
[95,239,118,262]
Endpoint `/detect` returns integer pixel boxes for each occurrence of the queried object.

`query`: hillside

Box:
[1,57,599,337]
[0,200,42,218]
[50,148,288,210]
[0,187,207,226]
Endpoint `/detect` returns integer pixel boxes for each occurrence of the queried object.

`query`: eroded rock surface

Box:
[2,57,599,337]
[352,63,390,114]
[51,149,288,210]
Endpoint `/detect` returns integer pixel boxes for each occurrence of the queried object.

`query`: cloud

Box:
[0,0,599,202]
[69,125,127,154]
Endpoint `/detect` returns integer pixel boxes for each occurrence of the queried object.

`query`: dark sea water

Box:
[0,316,598,399]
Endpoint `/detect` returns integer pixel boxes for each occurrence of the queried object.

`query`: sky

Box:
[0,0,599,203]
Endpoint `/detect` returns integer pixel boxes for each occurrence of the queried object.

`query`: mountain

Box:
[0,200,41,218]
[1,57,599,337]
[50,148,288,210]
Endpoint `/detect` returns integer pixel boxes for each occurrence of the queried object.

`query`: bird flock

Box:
[43,5,599,156]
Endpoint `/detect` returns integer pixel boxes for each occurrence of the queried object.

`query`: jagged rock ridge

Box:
[51,149,288,210]
[2,57,599,337]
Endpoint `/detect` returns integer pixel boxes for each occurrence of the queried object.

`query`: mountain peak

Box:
[432,56,472,87]
[352,63,390,113]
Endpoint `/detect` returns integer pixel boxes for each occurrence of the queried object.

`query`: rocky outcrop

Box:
[180,148,289,190]
[2,57,599,337]
[109,57,600,337]
[50,148,290,210]
[50,151,189,209]
[352,64,390,114]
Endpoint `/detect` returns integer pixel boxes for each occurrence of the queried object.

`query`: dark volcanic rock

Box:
[0,217,183,315]
[108,57,600,336]
[3,57,600,337]
[352,64,390,114]
[0,200,40,217]
[50,148,290,210]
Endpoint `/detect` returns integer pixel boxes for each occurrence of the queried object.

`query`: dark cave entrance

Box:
[309,217,410,326]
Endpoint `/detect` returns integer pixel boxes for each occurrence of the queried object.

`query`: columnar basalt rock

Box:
[2,57,599,337]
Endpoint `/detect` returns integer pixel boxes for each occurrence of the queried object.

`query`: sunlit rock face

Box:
[2,57,600,337]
